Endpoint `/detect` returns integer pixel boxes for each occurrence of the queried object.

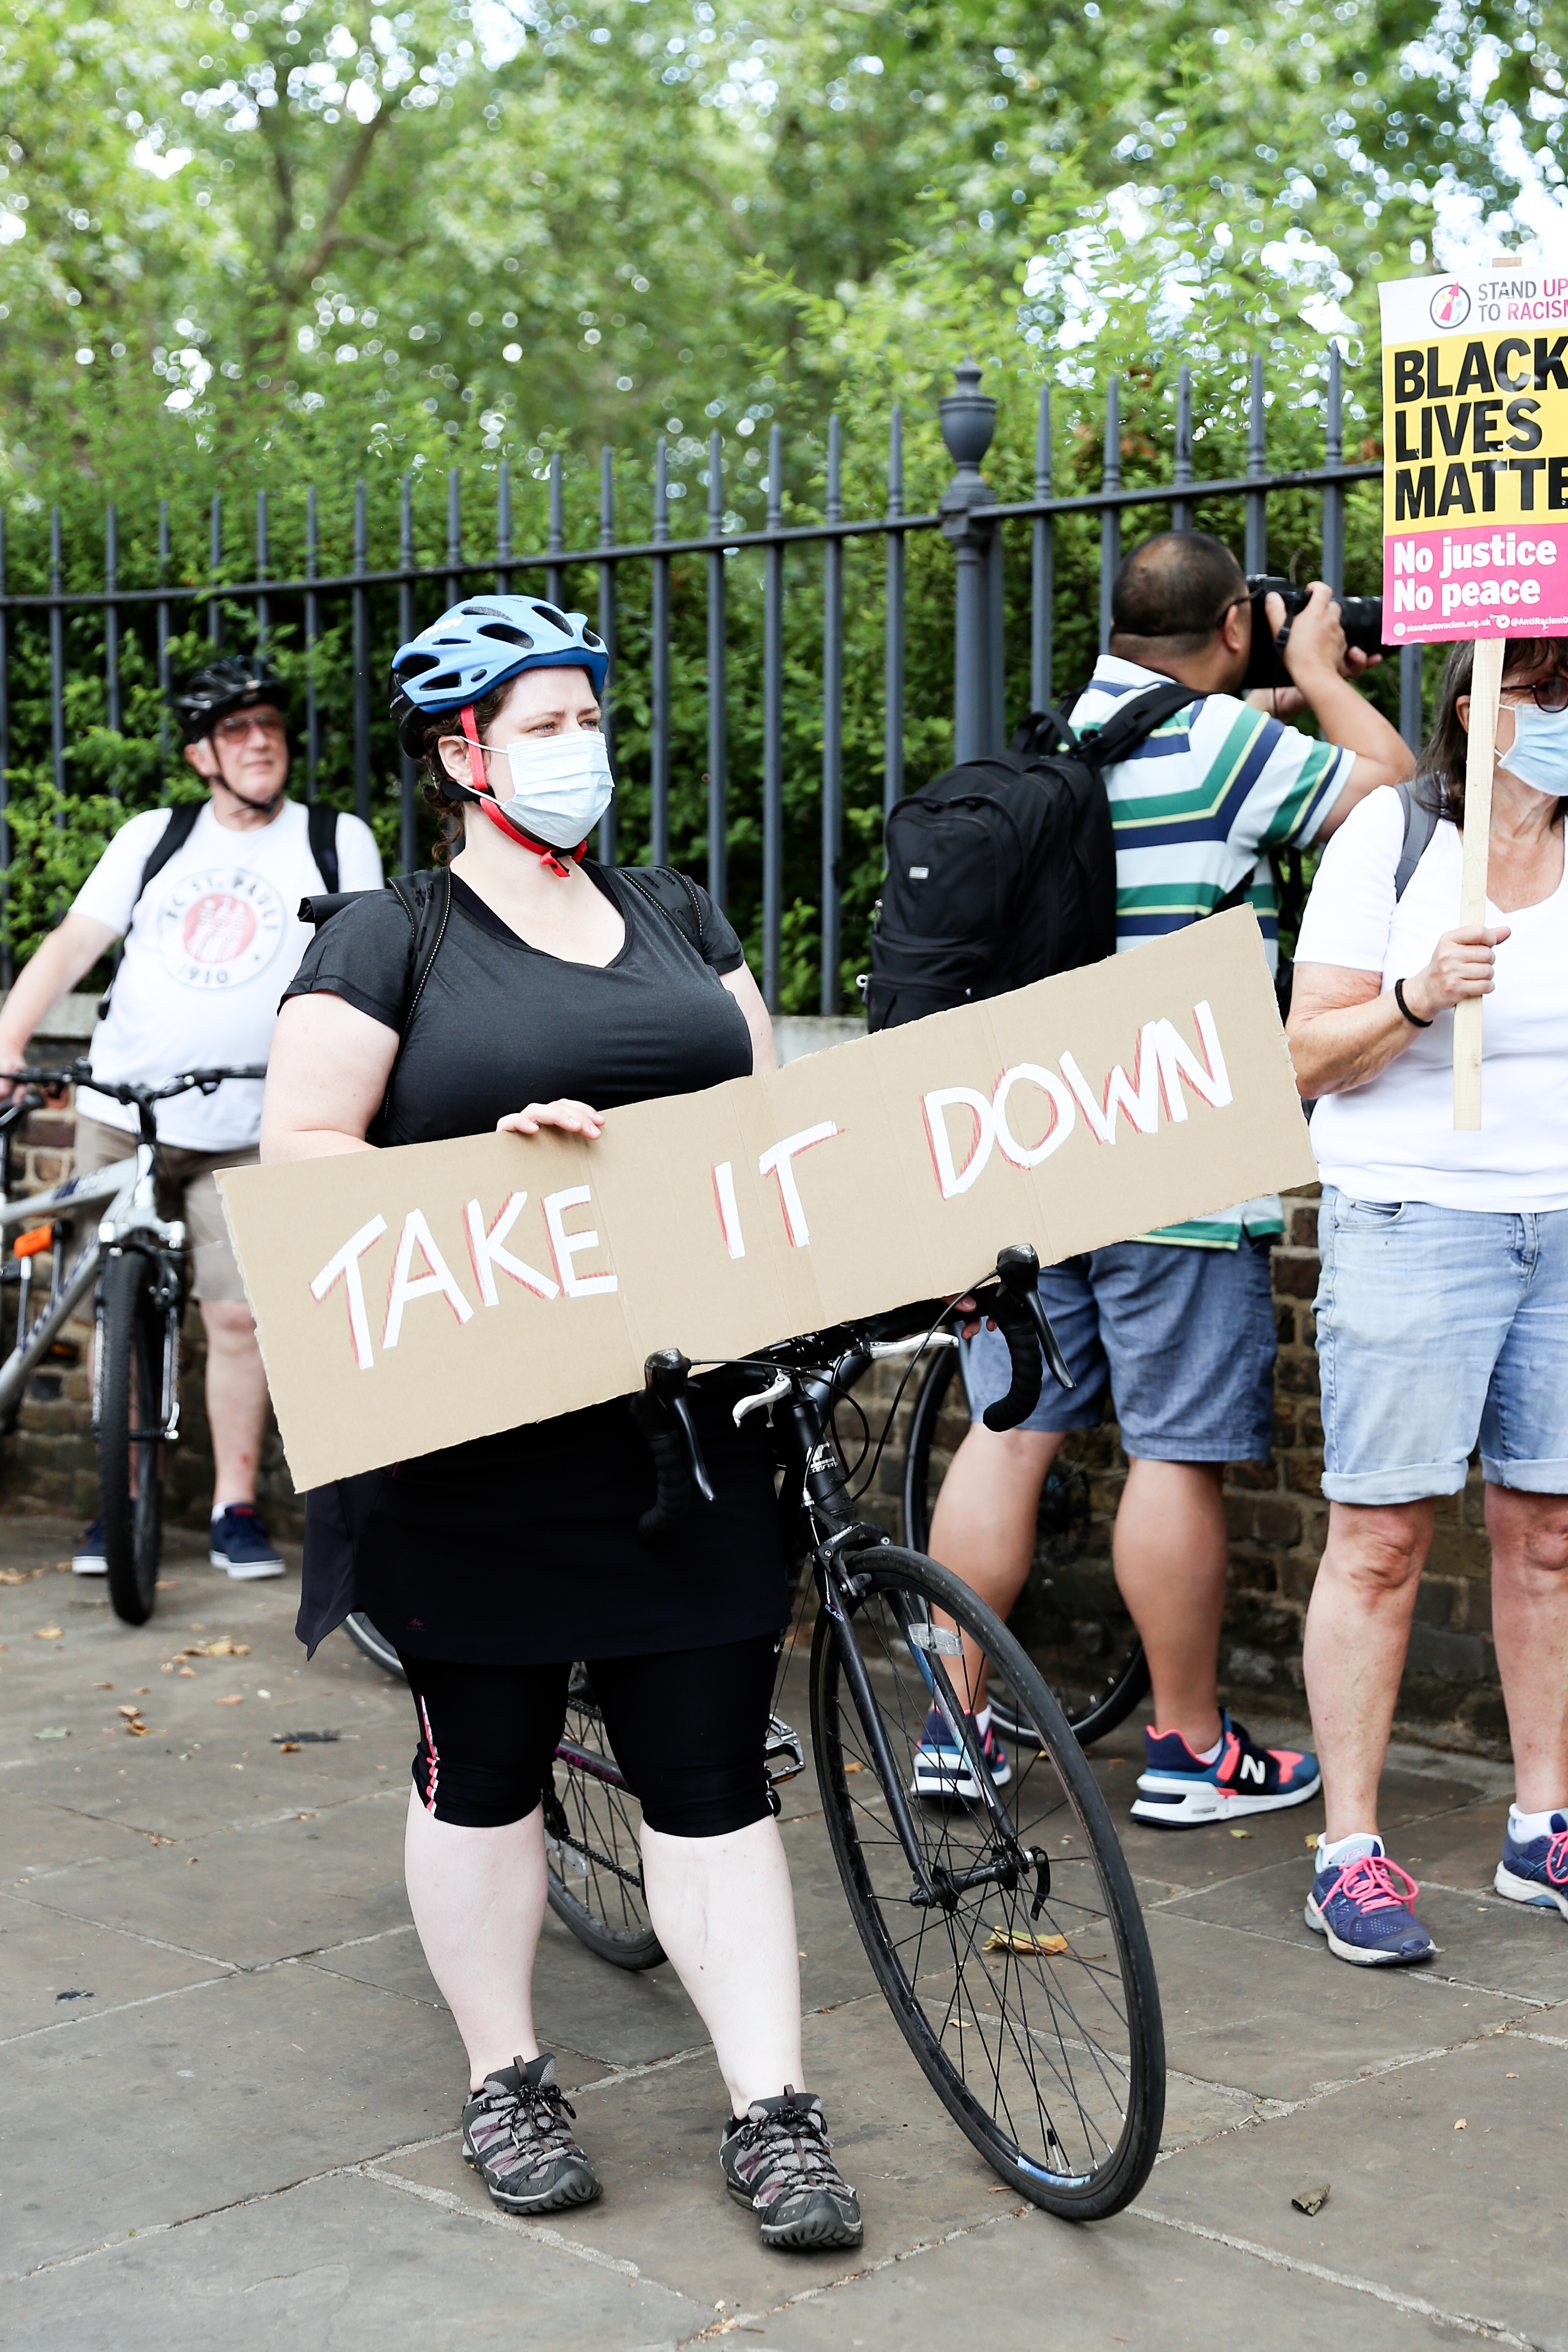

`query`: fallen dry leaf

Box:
[0,1570,29,1586]
[118,1705,141,1720]
[1292,2183,1331,2216]
[34,1626,63,1640]
[842,1759,864,1775]
[216,1694,244,1706]
[34,1726,69,1740]
[279,1741,301,1753]
[202,1639,249,1657]
[983,1927,1069,1957]
[178,1666,195,1677]
[126,1722,149,1737]
[1506,2072,1519,2079]
[94,1681,113,1690]
[1454,2118,1467,2131]
[1229,1828,1252,1840]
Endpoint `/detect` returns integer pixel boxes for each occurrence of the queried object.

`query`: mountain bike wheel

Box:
[902,1342,1148,1746]
[344,1611,407,1678]
[98,1250,167,1627]
[545,1667,666,1971]
[811,1543,1163,2219]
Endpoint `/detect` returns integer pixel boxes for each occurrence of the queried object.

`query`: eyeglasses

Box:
[1501,676,1568,713]
[213,709,287,744]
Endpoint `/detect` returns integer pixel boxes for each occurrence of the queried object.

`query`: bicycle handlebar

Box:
[0,1060,267,1102]
[627,1348,715,1544]
[977,1244,1076,1433]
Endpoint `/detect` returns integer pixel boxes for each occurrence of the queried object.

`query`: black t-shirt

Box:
[285,862,786,1666]
[283,863,752,1143]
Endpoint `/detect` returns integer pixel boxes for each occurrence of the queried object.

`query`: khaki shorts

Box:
[70,1115,257,1306]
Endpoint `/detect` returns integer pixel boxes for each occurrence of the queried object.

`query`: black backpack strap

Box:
[619,864,709,960]
[1392,778,1440,901]
[386,870,452,1034]
[97,802,204,1017]
[1075,679,1197,768]
[307,799,341,897]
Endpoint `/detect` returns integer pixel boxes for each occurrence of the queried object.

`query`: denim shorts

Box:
[1314,1187,1568,1505]
[966,1238,1277,1464]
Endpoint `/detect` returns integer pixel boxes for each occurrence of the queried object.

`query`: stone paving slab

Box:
[1146,2029,1568,2352]
[3,2168,700,2352]
[0,1887,224,2034]
[738,2205,1460,2352]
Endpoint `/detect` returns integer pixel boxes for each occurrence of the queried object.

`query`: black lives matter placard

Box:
[1381,253,1568,643]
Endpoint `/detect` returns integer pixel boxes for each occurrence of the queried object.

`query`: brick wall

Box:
[2,1088,1504,1751]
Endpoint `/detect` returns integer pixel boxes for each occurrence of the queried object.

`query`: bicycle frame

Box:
[0,1103,186,1434]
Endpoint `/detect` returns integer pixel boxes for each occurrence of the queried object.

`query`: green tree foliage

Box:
[0,0,1558,993]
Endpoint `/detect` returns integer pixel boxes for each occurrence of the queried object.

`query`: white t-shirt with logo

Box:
[71,798,383,1151]
[1296,784,1568,1212]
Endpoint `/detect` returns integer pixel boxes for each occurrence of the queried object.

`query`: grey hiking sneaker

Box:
[720,2087,863,2251]
[461,2053,601,2214]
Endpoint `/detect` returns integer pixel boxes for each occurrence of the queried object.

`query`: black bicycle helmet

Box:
[172,656,289,746]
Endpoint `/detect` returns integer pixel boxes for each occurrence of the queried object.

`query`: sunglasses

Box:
[213,709,287,744]
[1500,676,1568,713]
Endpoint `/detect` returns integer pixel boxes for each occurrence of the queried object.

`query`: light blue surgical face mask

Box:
[1497,701,1568,798]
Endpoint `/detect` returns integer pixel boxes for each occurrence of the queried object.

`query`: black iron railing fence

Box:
[0,351,1411,1007]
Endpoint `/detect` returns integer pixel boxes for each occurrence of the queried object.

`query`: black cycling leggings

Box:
[400,1632,780,1836]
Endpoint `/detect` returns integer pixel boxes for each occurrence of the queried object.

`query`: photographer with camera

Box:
[924,529,1413,1829]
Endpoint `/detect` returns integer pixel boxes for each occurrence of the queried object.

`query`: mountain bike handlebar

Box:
[629,1243,1075,1544]
[0,1061,269,1150]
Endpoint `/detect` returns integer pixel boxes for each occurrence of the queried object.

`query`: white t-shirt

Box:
[72,798,383,1151]
[1295,785,1568,1212]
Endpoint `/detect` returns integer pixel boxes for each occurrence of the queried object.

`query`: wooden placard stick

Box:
[1453,633,1503,1131]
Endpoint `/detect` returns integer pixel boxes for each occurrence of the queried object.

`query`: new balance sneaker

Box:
[1130,1711,1321,1827]
[720,2087,863,2252]
[71,1518,107,1576]
[1495,1813,1568,1918]
[209,1504,284,1580]
[1305,1840,1435,1965]
[461,2054,602,2214]
[911,1704,1011,1799]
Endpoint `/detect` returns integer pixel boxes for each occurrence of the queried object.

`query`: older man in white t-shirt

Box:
[0,658,382,1577]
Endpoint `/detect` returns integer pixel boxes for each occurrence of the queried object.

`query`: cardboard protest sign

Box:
[220,908,1316,1491]
[1379,245,1568,1127]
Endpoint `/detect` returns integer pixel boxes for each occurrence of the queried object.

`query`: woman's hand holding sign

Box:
[1402,923,1511,1020]
[496,1098,606,1142]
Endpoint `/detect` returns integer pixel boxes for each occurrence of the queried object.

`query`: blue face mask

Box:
[1497,700,1568,797]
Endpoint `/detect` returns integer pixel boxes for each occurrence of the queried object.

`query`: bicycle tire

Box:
[99,1250,166,1627]
[902,1343,1149,1747]
[344,1611,407,1678]
[544,1669,666,1971]
[810,1542,1164,2220]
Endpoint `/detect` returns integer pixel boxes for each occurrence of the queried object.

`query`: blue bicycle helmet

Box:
[390,595,609,756]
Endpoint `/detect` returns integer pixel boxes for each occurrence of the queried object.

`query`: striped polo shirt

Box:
[1071,655,1352,1248]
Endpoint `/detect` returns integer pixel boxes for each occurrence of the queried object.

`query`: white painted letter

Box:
[542,1186,618,1298]
[382,1209,475,1349]
[712,1161,746,1260]
[309,1213,388,1372]
[464,1193,559,1305]
[921,1088,996,1199]
[1152,1000,1233,1118]
[758,1122,841,1247]
[992,1063,1076,1168]
[1059,1027,1163,1145]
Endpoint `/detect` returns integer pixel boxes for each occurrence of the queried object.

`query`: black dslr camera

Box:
[1242,575,1387,692]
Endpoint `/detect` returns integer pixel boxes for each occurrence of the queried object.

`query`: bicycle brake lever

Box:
[645,1348,715,1506]
[734,1370,791,1427]
[995,1242,1075,1392]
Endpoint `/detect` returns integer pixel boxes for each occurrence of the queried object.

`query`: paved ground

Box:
[2,1509,1564,2352]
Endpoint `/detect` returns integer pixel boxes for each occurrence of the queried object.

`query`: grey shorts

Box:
[70,1115,257,1306]
[967,1237,1278,1464]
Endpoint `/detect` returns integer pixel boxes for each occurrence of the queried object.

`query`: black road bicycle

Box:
[901,1320,1149,1748]
[0,1060,266,1626]
[348,1243,1165,2219]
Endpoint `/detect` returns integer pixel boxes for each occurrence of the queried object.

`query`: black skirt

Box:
[296,1374,789,1666]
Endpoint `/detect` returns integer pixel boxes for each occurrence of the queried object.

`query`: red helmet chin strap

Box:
[459,705,586,880]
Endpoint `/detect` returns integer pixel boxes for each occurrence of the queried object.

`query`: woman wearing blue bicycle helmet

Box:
[262,596,862,2253]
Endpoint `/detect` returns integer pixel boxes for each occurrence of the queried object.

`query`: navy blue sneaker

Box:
[209,1504,284,1581]
[1131,1711,1321,1828]
[1495,1813,1568,1919]
[1305,1842,1435,1966]
[71,1517,107,1576]
[911,1705,1011,1799]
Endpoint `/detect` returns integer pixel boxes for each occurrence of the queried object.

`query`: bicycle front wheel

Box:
[545,1668,666,1971]
[98,1250,167,1627]
[811,1543,1164,2220]
[902,1342,1148,1746]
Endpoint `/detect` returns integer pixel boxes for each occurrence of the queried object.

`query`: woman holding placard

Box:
[260,596,864,2253]
[1286,636,1568,1965]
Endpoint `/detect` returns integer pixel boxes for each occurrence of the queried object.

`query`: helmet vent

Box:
[530,603,570,633]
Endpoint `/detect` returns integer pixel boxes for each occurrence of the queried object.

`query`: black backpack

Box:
[99,797,342,1018]
[865,681,1196,1030]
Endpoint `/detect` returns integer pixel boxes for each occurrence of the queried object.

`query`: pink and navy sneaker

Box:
[1130,1711,1321,1828]
[1495,1813,1568,1918]
[911,1705,1011,1800]
[1305,1840,1435,1966]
